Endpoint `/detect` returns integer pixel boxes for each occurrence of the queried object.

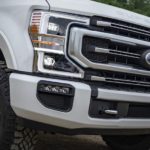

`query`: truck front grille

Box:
[67,16,150,89]
[85,17,150,88]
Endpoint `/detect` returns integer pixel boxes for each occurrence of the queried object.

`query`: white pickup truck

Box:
[1,0,150,150]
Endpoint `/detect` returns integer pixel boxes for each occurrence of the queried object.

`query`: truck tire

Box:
[103,135,150,150]
[0,64,38,150]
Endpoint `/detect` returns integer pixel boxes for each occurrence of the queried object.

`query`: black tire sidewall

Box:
[0,69,16,149]
[0,97,5,140]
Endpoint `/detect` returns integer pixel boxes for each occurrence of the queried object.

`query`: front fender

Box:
[0,0,49,71]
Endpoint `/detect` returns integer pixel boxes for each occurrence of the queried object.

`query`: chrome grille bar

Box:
[91,75,150,87]
[96,20,150,36]
[94,47,140,59]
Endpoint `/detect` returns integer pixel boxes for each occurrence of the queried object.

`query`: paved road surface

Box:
[36,134,110,150]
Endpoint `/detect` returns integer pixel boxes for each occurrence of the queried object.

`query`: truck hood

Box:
[47,0,150,28]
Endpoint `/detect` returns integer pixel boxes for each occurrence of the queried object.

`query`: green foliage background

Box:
[94,0,150,16]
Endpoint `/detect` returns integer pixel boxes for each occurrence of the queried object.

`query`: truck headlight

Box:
[29,11,89,78]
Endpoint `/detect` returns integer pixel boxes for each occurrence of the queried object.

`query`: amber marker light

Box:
[32,40,58,46]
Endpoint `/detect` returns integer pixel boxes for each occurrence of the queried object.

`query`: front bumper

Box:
[10,73,150,130]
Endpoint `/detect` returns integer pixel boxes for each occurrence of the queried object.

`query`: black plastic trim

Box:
[89,98,150,119]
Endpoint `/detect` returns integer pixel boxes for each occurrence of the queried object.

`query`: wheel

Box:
[103,135,150,150]
[10,123,38,150]
[0,63,38,150]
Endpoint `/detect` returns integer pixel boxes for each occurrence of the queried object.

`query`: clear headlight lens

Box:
[29,11,89,78]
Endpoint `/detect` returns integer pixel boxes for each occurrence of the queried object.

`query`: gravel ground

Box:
[36,134,110,150]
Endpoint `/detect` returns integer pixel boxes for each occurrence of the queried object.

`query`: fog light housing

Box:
[37,81,75,112]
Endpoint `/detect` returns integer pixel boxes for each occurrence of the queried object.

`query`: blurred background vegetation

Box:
[94,0,150,16]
